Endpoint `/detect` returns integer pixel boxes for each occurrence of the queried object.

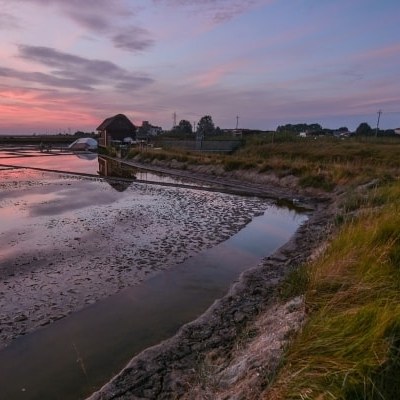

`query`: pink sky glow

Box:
[0,0,399,134]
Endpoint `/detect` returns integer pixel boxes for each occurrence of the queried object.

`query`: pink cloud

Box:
[0,86,99,133]
[192,59,249,88]
[354,43,400,62]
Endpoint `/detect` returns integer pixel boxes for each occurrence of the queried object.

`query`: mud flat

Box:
[0,167,274,351]
[87,198,332,400]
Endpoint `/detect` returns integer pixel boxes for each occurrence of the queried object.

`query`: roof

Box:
[96,114,135,131]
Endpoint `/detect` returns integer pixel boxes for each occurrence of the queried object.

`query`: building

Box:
[97,114,136,147]
[137,121,162,140]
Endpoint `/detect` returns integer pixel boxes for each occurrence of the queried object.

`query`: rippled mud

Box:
[0,168,270,350]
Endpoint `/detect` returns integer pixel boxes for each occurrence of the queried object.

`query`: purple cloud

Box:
[15,0,153,52]
[153,0,270,23]
[112,27,154,52]
[6,45,154,91]
[0,66,95,91]
[0,12,20,30]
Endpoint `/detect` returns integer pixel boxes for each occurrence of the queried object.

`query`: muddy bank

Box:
[88,198,333,400]
[119,156,326,200]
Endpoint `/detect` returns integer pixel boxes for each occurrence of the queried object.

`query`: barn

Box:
[97,114,136,147]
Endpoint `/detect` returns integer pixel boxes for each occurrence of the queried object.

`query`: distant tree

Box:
[355,122,372,136]
[214,126,222,136]
[384,129,395,136]
[277,123,322,133]
[338,126,349,132]
[197,115,215,137]
[176,119,193,135]
[308,123,323,132]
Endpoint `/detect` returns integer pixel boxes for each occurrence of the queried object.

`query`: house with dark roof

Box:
[97,114,136,147]
[137,121,162,140]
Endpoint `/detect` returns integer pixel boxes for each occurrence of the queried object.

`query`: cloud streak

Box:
[154,0,271,23]
[112,27,154,52]
[0,12,20,30]
[11,45,153,91]
[14,0,154,53]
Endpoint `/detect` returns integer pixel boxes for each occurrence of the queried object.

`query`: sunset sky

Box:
[0,0,399,134]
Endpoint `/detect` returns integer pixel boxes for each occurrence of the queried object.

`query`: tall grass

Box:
[128,136,400,191]
[236,136,400,189]
[266,181,400,399]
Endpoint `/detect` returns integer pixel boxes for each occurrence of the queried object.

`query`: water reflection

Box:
[0,208,307,400]
[98,156,196,187]
[98,156,136,192]
[98,156,137,179]
[0,149,204,188]
[74,152,97,161]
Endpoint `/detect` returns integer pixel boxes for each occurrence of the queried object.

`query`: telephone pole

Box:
[236,115,239,130]
[172,112,177,128]
[376,110,382,137]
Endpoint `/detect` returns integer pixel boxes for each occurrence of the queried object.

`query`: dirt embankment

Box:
[110,155,328,201]
[88,160,335,400]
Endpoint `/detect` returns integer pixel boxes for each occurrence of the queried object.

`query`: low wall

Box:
[155,139,243,152]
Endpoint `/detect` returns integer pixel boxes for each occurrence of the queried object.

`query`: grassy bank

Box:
[266,181,400,399]
[129,135,400,191]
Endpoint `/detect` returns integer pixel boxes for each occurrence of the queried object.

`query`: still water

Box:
[0,149,308,399]
[0,208,307,400]
[0,150,199,186]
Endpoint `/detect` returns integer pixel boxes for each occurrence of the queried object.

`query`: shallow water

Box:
[0,150,199,186]
[0,207,307,400]
[0,149,307,399]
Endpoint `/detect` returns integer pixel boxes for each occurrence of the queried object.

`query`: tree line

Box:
[170,115,222,137]
[278,122,398,137]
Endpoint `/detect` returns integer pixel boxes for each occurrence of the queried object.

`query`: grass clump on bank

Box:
[266,181,400,399]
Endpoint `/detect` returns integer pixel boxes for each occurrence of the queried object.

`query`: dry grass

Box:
[265,182,400,399]
[128,135,400,190]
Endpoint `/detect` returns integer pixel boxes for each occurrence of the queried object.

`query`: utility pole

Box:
[172,112,177,128]
[376,110,382,137]
[236,115,239,130]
